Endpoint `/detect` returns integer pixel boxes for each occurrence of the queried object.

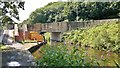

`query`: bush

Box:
[36,45,98,66]
[44,32,50,44]
[63,21,120,53]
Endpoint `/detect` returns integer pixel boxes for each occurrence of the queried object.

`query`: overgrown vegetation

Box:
[62,21,120,53]
[36,45,99,66]
[36,44,120,66]
[36,21,120,66]
[44,32,50,44]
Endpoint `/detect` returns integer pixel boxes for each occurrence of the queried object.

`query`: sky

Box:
[16,0,67,23]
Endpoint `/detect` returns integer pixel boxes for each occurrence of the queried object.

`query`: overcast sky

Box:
[17,0,67,23]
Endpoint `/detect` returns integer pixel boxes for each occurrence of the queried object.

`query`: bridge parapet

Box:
[27,18,120,32]
[67,18,120,30]
[41,22,68,32]
[27,23,42,32]
[28,22,68,32]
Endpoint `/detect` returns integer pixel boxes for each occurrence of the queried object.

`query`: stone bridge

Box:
[26,19,119,45]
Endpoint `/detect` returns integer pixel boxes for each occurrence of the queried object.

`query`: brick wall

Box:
[15,30,30,42]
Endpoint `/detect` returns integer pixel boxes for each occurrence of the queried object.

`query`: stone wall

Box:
[41,22,68,32]
[27,18,120,32]
[28,22,68,32]
[1,30,15,45]
[67,18,120,30]
[27,23,42,32]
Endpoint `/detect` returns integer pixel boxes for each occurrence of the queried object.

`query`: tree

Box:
[25,2,66,24]
[25,2,120,24]
[0,1,25,27]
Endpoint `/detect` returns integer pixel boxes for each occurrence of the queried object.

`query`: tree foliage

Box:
[25,2,120,24]
[0,1,25,26]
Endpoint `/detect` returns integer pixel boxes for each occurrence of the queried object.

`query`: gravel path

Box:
[5,42,38,50]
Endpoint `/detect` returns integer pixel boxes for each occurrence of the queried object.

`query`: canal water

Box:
[32,44,120,66]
